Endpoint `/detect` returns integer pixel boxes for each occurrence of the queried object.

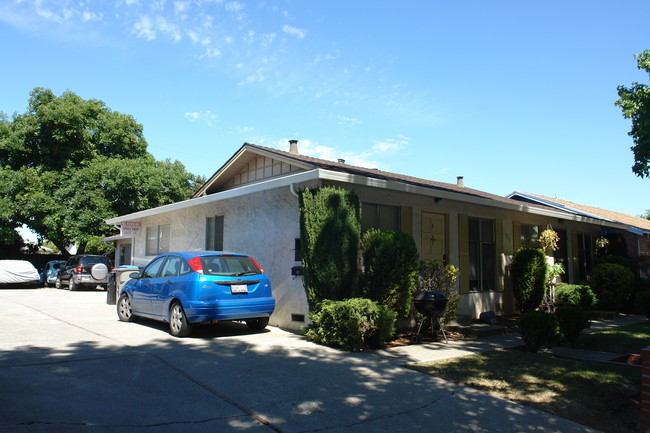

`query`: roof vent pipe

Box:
[457,176,464,187]
[289,139,299,155]
[338,159,345,164]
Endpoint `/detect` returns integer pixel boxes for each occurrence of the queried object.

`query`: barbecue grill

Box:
[412,290,449,344]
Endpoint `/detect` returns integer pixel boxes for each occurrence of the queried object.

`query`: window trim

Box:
[145,224,171,256]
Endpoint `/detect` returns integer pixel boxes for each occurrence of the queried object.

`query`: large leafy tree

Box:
[0,88,196,256]
[616,50,650,178]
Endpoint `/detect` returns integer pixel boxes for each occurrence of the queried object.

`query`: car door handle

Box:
[165,280,173,285]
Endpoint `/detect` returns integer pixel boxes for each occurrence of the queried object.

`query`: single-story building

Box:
[105,141,650,330]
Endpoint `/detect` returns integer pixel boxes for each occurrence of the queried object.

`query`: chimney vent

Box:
[338,158,345,164]
[289,139,299,155]
[457,176,464,187]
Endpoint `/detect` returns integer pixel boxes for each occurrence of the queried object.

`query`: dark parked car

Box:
[0,260,40,288]
[56,255,111,291]
[117,251,275,337]
[40,260,65,286]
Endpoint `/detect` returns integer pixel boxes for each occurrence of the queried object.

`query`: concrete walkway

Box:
[1,288,639,433]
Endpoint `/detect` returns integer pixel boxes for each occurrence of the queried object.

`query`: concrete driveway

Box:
[0,289,597,433]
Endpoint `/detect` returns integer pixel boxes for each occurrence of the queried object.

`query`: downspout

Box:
[290,183,299,198]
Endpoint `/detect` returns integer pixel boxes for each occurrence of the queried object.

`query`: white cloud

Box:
[201,46,221,58]
[184,110,218,126]
[81,10,102,22]
[225,1,246,20]
[276,139,381,169]
[337,115,361,127]
[133,14,182,41]
[282,24,306,39]
[133,15,156,39]
[372,135,410,153]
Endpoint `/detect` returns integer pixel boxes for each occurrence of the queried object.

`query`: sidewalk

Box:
[373,313,647,366]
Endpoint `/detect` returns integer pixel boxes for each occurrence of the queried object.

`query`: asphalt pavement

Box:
[0,288,615,433]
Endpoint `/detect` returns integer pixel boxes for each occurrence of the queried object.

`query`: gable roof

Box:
[507,191,650,235]
[194,143,552,210]
[107,142,638,230]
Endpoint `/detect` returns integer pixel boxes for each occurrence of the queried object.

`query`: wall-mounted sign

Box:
[121,221,141,236]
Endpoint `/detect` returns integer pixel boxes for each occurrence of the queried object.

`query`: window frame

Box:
[468,217,496,292]
[145,224,171,256]
[206,215,224,251]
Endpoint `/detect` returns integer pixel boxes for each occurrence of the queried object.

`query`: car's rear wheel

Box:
[69,279,77,291]
[117,293,136,322]
[245,317,269,331]
[55,277,62,290]
[169,302,193,337]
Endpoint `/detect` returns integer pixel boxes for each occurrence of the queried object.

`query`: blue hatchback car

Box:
[116,251,275,337]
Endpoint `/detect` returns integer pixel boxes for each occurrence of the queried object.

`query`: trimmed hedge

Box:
[299,187,361,308]
[511,247,548,312]
[554,283,597,310]
[304,298,397,351]
[556,306,590,347]
[519,310,559,352]
[361,229,419,317]
[589,263,634,311]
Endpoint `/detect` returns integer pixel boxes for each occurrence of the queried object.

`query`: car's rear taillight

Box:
[188,257,204,274]
[248,257,264,274]
[75,266,83,274]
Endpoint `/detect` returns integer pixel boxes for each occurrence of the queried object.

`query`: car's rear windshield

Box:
[200,256,261,276]
[82,257,106,265]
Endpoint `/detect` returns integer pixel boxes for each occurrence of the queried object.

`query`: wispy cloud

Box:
[282,24,306,39]
[185,110,219,126]
[275,139,383,170]
[372,135,410,153]
[0,0,432,126]
[337,115,361,127]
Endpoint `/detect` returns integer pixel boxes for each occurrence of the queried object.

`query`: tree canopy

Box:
[0,88,198,256]
[616,50,650,178]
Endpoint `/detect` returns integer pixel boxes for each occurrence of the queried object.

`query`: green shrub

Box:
[361,229,419,317]
[299,187,361,308]
[554,283,597,310]
[304,298,396,351]
[635,290,650,320]
[510,247,548,312]
[597,254,631,268]
[418,261,460,325]
[589,263,634,311]
[519,310,559,352]
[555,306,590,346]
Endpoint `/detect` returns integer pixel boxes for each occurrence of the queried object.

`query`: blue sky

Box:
[1,0,649,218]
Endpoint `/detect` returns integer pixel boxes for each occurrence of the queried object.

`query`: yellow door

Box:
[421,212,446,263]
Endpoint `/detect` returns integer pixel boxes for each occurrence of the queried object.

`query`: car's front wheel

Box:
[169,302,193,337]
[117,293,136,322]
[245,317,269,331]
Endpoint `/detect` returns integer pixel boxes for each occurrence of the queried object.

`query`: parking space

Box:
[0,288,596,433]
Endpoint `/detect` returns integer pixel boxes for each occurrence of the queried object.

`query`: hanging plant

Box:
[595,236,610,249]
[538,229,560,252]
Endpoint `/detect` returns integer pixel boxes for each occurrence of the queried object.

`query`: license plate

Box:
[231,284,248,294]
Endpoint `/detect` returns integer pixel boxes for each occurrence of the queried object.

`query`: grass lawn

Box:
[408,323,647,433]
[576,322,650,353]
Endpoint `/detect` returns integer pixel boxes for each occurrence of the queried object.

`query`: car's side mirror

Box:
[129,272,141,279]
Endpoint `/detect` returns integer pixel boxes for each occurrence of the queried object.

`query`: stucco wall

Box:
[126,185,311,331]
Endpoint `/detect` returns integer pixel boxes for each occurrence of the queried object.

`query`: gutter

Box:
[107,168,627,230]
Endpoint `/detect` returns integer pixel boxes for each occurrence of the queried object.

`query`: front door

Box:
[421,212,446,264]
